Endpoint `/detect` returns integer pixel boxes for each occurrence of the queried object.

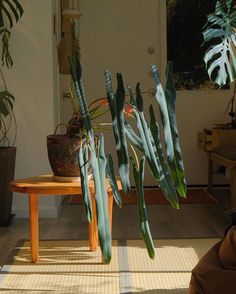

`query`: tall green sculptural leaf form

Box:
[70,57,112,264]
[128,84,179,208]
[105,70,130,195]
[78,144,92,223]
[130,156,155,259]
[106,153,122,208]
[70,55,186,260]
[151,62,186,198]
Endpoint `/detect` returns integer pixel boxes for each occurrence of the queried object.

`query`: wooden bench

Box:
[10,175,121,263]
[208,147,236,209]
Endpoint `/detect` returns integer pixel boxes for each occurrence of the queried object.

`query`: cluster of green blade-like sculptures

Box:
[69,56,186,264]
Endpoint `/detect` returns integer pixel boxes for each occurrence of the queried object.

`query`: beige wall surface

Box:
[3,0,60,217]
[3,0,228,221]
[60,0,232,185]
[5,0,230,219]
[176,90,230,185]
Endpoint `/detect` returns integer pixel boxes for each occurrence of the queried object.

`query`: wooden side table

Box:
[10,175,121,263]
[208,147,236,209]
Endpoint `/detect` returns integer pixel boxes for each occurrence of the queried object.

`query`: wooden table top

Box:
[10,175,121,195]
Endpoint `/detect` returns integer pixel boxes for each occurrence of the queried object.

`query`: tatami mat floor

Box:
[0,238,221,293]
[0,189,230,267]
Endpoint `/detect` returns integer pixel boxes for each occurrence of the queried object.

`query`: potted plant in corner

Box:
[0,0,24,226]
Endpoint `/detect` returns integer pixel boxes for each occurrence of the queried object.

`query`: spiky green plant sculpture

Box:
[69,54,186,263]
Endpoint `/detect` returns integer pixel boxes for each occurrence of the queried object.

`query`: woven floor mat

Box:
[0,238,220,293]
[126,239,220,293]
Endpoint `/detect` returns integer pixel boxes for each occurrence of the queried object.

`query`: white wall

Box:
[3,0,60,218]
[177,90,231,185]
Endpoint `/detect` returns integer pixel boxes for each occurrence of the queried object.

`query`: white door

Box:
[61,0,166,185]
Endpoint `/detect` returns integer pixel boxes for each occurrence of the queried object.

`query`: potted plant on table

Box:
[0,0,24,226]
[47,90,109,181]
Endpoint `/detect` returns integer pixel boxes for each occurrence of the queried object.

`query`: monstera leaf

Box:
[0,1,24,67]
[203,0,236,86]
[0,0,24,28]
[0,90,14,117]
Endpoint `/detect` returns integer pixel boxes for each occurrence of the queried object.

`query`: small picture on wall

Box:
[167,0,220,90]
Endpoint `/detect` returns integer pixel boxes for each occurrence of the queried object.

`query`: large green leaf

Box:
[135,87,160,168]
[104,70,130,195]
[0,90,14,117]
[165,62,186,197]
[127,84,159,180]
[0,28,12,67]
[115,73,130,194]
[131,107,159,180]
[202,0,236,86]
[0,0,24,28]
[149,105,179,208]
[124,121,144,152]
[69,58,91,131]
[130,156,155,259]
[106,153,122,208]
[151,63,186,198]
[97,134,112,263]
[130,83,179,208]
[78,144,92,223]
[70,59,112,264]
[0,97,8,116]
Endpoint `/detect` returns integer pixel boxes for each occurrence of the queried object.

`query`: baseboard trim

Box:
[140,184,229,189]
[12,203,61,219]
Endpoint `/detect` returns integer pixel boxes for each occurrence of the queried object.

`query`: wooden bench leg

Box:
[207,154,214,194]
[108,191,113,233]
[230,168,236,209]
[29,193,39,263]
[88,191,113,252]
[89,194,98,252]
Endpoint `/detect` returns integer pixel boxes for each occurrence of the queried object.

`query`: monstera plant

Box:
[203,0,236,86]
[203,0,236,125]
[69,53,186,263]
